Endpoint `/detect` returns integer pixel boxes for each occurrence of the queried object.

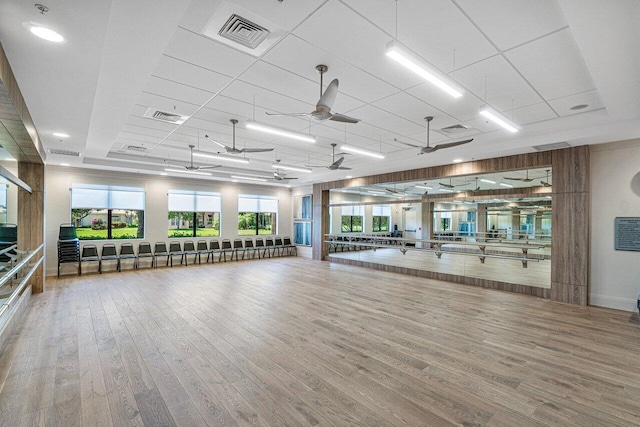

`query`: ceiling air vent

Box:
[532,142,571,151]
[125,145,147,152]
[48,148,80,157]
[440,124,471,135]
[143,107,187,124]
[218,14,270,49]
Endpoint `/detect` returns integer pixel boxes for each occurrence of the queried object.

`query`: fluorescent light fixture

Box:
[453,158,463,163]
[479,106,520,133]
[499,182,513,188]
[30,26,64,42]
[231,175,268,182]
[4,158,16,162]
[340,144,385,159]
[480,179,496,184]
[368,190,386,194]
[60,163,70,166]
[346,175,353,179]
[414,185,433,190]
[439,188,454,193]
[164,168,212,176]
[192,151,249,164]
[160,172,168,176]
[246,121,316,144]
[385,41,464,98]
[53,132,69,138]
[271,163,312,173]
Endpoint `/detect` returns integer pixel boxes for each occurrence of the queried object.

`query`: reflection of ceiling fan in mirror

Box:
[272,160,298,181]
[265,65,360,123]
[439,178,463,189]
[504,169,535,182]
[205,119,274,154]
[394,116,473,154]
[306,143,352,170]
[164,145,221,171]
[540,170,551,187]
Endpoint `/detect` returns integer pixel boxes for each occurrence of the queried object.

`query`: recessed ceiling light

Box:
[53,132,69,138]
[453,158,463,163]
[570,104,589,111]
[30,26,64,43]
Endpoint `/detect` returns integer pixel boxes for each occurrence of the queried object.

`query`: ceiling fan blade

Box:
[239,147,275,153]
[337,166,352,170]
[265,112,310,117]
[393,138,422,149]
[429,138,474,151]
[329,113,360,123]
[204,135,228,149]
[438,182,455,188]
[540,181,551,187]
[504,176,525,181]
[317,78,339,110]
[196,165,222,170]
[281,177,298,180]
[333,156,345,168]
[164,160,187,168]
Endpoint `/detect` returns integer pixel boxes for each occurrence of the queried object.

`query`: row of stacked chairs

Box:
[78,237,296,274]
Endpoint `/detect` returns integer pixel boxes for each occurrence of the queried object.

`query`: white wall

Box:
[45,166,293,276]
[590,139,640,311]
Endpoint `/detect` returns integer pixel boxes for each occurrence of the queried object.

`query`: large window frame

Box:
[341,205,363,233]
[238,196,278,236]
[293,195,312,246]
[71,184,145,240]
[167,191,221,238]
[372,205,391,232]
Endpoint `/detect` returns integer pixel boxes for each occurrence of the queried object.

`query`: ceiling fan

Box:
[540,169,551,187]
[439,178,463,189]
[306,143,352,170]
[205,119,274,154]
[265,64,360,124]
[272,160,298,181]
[504,169,535,182]
[164,145,221,171]
[394,116,473,154]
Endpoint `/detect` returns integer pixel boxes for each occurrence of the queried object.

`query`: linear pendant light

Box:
[385,41,464,98]
[192,151,249,164]
[246,121,316,144]
[479,106,520,133]
[164,168,212,176]
[340,144,385,159]
[271,163,312,173]
[231,175,268,182]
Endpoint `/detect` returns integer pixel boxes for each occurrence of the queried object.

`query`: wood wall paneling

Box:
[18,162,45,293]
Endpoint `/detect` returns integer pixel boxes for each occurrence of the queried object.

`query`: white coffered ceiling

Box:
[0,0,638,186]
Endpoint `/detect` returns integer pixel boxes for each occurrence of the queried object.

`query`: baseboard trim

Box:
[590,294,637,312]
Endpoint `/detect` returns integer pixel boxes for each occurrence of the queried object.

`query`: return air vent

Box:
[48,148,80,157]
[124,145,147,152]
[532,142,571,151]
[440,124,471,135]
[218,14,270,49]
[143,108,187,124]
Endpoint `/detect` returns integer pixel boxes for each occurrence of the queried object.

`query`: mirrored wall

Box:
[326,167,552,289]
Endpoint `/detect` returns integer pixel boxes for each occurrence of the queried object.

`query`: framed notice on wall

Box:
[614,217,640,251]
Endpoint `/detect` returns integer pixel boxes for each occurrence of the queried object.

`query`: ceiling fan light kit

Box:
[385,41,464,98]
[339,144,385,159]
[479,106,520,133]
[271,163,312,173]
[245,121,316,143]
[192,151,250,164]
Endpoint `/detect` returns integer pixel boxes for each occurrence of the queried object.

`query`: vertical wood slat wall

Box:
[313,147,590,305]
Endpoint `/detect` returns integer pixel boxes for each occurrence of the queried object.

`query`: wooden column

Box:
[550,146,590,305]
[511,210,520,240]
[17,162,45,293]
[477,204,487,242]
[312,187,329,260]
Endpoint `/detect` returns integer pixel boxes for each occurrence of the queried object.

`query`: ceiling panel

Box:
[373,91,458,130]
[548,89,604,117]
[505,29,596,100]
[455,0,567,51]
[346,104,427,138]
[406,82,487,123]
[152,55,233,93]
[141,77,214,110]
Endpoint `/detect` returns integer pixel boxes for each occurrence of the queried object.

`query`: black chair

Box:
[195,240,209,265]
[101,243,119,273]
[182,240,198,266]
[208,240,221,263]
[232,239,245,261]
[137,242,154,269]
[273,237,284,257]
[264,237,275,258]
[119,243,137,271]
[220,239,233,262]
[282,237,297,256]
[244,238,259,259]
[80,244,100,275]
[168,241,184,267]
[254,237,264,259]
[154,242,170,267]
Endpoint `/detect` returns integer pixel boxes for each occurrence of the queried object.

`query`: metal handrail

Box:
[0,244,45,319]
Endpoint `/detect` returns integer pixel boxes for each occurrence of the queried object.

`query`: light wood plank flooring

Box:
[1,258,639,426]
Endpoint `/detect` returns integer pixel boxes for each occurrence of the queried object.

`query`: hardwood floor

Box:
[1,257,639,426]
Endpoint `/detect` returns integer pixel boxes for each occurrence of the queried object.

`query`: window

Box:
[0,183,7,224]
[238,196,278,235]
[293,195,312,246]
[71,184,145,240]
[168,191,221,238]
[341,205,363,233]
[372,205,391,232]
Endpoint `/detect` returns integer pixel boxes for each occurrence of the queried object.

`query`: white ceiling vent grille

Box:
[143,108,187,124]
[124,145,147,152]
[48,148,80,157]
[532,142,571,151]
[201,0,285,58]
[219,14,270,49]
[440,124,471,135]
